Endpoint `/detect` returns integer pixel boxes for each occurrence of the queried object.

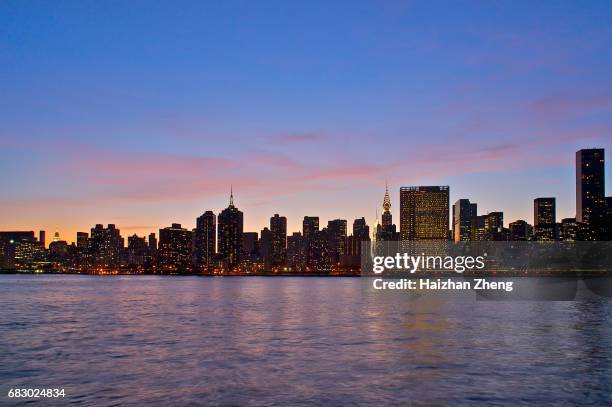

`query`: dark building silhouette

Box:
[148,233,157,262]
[194,211,216,270]
[0,231,40,269]
[218,189,243,269]
[400,186,449,241]
[39,230,46,248]
[326,219,347,265]
[242,232,259,259]
[89,224,124,268]
[76,232,88,248]
[74,232,90,266]
[560,218,580,241]
[127,234,148,266]
[453,199,476,242]
[302,216,319,240]
[49,235,69,264]
[352,218,370,241]
[287,232,305,271]
[607,197,612,240]
[259,227,272,267]
[576,148,606,239]
[158,223,192,272]
[311,228,330,271]
[270,214,287,268]
[483,212,508,241]
[509,220,532,241]
[302,216,320,270]
[534,197,557,241]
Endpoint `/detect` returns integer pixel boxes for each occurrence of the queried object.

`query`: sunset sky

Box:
[1,1,612,244]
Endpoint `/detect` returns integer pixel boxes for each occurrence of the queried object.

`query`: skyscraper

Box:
[158,224,192,272]
[127,234,148,267]
[376,186,398,242]
[89,224,124,268]
[576,149,605,238]
[270,214,287,268]
[326,219,347,264]
[381,184,392,227]
[194,211,216,270]
[509,220,532,241]
[302,216,320,270]
[39,230,46,248]
[218,189,243,269]
[534,198,556,241]
[484,212,506,241]
[302,216,319,240]
[453,199,475,242]
[400,186,449,241]
[352,218,370,241]
[287,232,305,271]
[148,233,157,261]
[259,227,272,267]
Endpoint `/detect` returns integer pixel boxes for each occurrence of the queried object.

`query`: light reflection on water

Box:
[0,275,611,406]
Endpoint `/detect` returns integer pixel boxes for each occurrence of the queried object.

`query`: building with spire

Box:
[376,184,398,242]
[218,187,243,270]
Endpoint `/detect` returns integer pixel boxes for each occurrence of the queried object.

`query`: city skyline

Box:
[2,1,612,241]
[3,147,610,246]
[1,147,611,274]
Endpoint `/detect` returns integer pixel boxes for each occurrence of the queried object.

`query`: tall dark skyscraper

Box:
[259,227,272,266]
[270,214,287,268]
[302,216,320,270]
[534,198,556,241]
[194,210,216,269]
[302,216,319,240]
[453,199,475,242]
[158,223,193,271]
[39,230,46,248]
[576,149,605,237]
[287,232,305,271]
[326,219,347,264]
[148,233,157,260]
[400,186,449,241]
[218,189,243,269]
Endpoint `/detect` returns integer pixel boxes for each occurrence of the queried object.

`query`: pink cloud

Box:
[529,91,612,119]
[267,132,326,145]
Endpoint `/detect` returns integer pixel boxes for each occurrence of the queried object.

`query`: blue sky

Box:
[1,1,611,241]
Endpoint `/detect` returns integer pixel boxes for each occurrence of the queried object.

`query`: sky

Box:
[1,0,612,244]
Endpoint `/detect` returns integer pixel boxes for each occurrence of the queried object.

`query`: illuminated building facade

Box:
[400,186,449,241]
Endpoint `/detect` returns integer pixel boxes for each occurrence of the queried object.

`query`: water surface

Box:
[0,275,611,406]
